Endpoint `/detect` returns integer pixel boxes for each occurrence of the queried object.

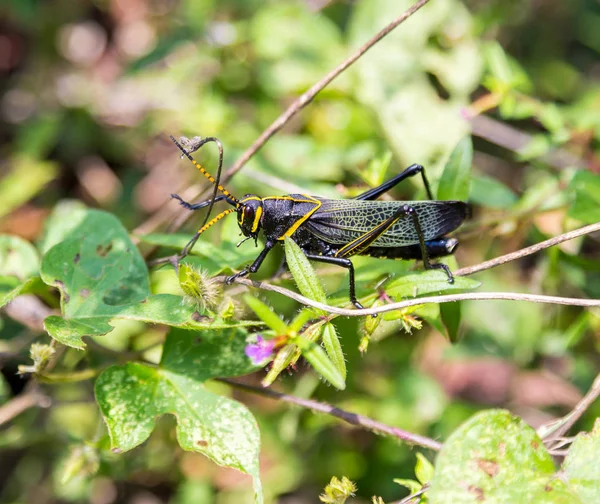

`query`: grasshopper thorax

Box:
[237,195,263,237]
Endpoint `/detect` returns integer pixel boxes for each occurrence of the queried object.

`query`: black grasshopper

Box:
[169,136,468,310]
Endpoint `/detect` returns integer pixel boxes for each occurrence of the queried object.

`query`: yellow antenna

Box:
[197,208,236,235]
[170,135,239,206]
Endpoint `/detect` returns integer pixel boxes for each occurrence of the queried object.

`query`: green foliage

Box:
[1,0,600,502]
[96,328,262,501]
[428,410,561,503]
[563,420,600,501]
[437,137,473,201]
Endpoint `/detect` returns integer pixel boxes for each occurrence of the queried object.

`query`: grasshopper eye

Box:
[244,206,255,224]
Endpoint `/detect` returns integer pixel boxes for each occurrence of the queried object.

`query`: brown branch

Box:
[219,378,442,451]
[454,222,600,277]
[470,115,585,171]
[0,388,51,426]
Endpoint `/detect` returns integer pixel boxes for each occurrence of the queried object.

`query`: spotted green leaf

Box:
[429,410,571,503]
[563,420,600,502]
[96,328,262,502]
[40,208,255,348]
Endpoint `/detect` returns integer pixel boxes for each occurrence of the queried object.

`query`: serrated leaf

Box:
[294,334,345,390]
[244,295,288,334]
[95,328,263,502]
[322,322,346,381]
[429,410,558,503]
[437,136,472,201]
[385,271,480,299]
[284,237,327,309]
[563,419,600,502]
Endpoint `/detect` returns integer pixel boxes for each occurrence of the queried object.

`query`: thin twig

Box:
[219,378,442,451]
[540,372,600,444]
[390,484,430,504]
[0,388,51,426]
[163,0,431,232]
[454,222,600,277]
[471,115,586,171]
[222,0,431,184]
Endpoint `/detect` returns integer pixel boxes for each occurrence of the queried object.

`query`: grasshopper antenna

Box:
[170,135,239,258]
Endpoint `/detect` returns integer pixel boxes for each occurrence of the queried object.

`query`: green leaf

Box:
[284,237,327,308]
[415,452,434,485]
[429,410,558,503]
[563,420,600,502]
[470,175,518,209]
[385,271,480,299]
[0,235,40,279]
[393,478,422,494]
[568,171,600,225]
[0,276,45,309]
[440,302,462,343]
[0,235,42,309]
[437,136,472,201]
[243,295,288,335]
[322,322,346,381]
[95,328,263,502]
[40,208,256,348]
[38,200,88,254]
[294,334,345,390]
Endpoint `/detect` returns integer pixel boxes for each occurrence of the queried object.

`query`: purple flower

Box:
[245,335,275,365]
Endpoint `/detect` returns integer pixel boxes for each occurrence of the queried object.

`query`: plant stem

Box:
[219,378,442,451]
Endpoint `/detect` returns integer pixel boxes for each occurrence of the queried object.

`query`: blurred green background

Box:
[1,0,600,502]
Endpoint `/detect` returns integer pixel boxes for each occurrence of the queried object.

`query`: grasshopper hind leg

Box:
[302,253,365,310]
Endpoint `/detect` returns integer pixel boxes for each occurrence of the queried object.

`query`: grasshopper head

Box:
[237,195,263,238]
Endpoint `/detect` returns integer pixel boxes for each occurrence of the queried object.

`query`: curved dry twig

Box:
[217,276,600,317]
[219,378,442,451]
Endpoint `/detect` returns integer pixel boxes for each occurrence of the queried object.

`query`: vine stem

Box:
[218,378,442,451]
[217,281,600,317]
[214,221,600,316]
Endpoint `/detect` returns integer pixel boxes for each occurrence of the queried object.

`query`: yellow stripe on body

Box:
[266,195,322,240]
[251,206,263,233]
